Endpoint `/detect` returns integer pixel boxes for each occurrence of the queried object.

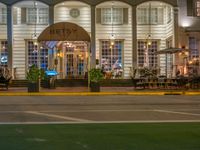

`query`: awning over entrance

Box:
[38,22,90,42]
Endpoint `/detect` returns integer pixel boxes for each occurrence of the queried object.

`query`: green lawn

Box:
[0,123,200,150]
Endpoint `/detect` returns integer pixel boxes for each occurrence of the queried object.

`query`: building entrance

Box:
[56,41,88,79]
[37,22,91,80]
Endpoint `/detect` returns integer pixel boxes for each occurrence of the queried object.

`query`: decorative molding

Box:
[70,8,80,18]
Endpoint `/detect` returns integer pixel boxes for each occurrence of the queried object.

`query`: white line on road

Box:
[0,110,154,113]
[25,111,91,122]
[1,120,200,125]
[154,110,200,116]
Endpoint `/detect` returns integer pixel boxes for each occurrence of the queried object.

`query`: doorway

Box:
[37,22,91,80]
[56,41,88,79]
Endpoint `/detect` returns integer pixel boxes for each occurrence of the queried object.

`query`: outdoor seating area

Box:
[132,76,200,90]
[130,67,200,90]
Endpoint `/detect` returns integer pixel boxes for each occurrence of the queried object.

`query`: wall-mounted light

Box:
[34,41,38,46]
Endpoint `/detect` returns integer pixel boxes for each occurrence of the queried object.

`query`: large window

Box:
[101,7,123,25]
[101,40,123,72]
[137,7,163,24]
[167,6,172,23]
[27,8,48,24]
[196,0,200,16]
[137,40,158,67]
[189,37,199,59]
[27,41,48,70]
[0,7,7,24]
[0,40,8,66]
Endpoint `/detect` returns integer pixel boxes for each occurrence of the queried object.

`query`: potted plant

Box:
[26,65,44,92]
[89,68,104,92]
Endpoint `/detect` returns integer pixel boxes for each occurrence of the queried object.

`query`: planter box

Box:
[90,82,100,92]
[28,82,39,92]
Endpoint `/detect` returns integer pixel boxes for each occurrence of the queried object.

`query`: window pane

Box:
[151,8,158,24]
[167,6,172,23]
[196,1,200,16]
[101,8,112,24]
[189,37,199,59]
[0,7,7,24]
[27,41,48,70]
[113,8,123,24]
[101,7,123,25]
[137,40,158,67]
[38,8,48,24]
[27,8,37,24]
[101,40,123,74]
[137,8,147,24]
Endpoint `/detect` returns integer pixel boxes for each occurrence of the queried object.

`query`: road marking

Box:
[0,120,200,125]
[154,110,200,116]
[0,110,154,113]
[25,111,91,122]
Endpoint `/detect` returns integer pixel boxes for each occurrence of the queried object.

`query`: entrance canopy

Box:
[38,22,90,42]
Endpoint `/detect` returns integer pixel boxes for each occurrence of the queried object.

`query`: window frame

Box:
[101,7,123,25]
[137,40,158,67]
[26,7,49,25]
[0,7,7,24]
[196,0,200,16]
[137,6,163,25]
[99,39,124,76]
[26,40,48,70]
[167,6,172,23]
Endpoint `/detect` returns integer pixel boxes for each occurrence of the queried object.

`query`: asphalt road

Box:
[0,95,200,124]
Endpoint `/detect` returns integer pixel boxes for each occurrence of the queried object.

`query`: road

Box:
[0,95,200,124]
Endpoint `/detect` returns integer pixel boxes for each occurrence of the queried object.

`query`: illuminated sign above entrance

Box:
[38,22,90,42]
[49,28,77,39]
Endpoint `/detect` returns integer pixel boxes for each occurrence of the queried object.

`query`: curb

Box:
[0,91,200,96]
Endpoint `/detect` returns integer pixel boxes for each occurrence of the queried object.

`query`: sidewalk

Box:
[0,87,200,96]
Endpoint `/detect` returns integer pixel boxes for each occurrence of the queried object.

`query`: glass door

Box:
[64,42,88,79]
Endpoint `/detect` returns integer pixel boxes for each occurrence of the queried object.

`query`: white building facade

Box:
[1,0,192,80]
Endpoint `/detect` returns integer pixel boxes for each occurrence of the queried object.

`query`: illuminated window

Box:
[101,40,123,72]
[27,8,48,24]
[101,8,123,25]
[137,40,158,67]
[0,40,8,66]
[0,7,7,24]
[27,41,48,70]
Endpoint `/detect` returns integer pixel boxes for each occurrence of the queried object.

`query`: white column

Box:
[132,5,137,68]
[7,5,13,75]
[90,5,96,68]
[173,7,179,76]
[49,4,54,25]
